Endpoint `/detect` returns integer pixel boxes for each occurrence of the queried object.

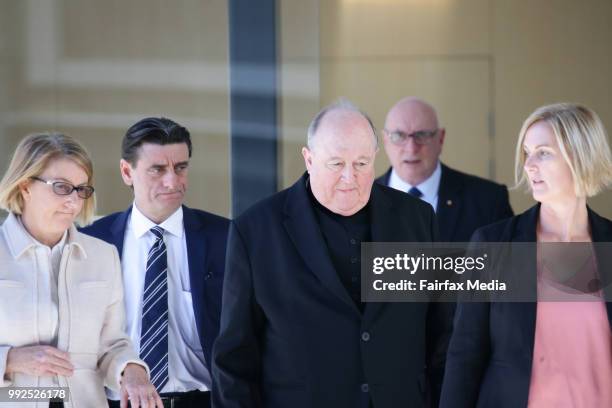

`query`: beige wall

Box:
[280,0,611,218]
[278,1,322,188]
[2,1,611,220]
[0,0,230,219]
[493,0,612,216]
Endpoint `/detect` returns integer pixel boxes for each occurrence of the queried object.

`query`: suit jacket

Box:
[212,173,453,408]
[376,163,514,242]
[440,204,612,408]
[0,213,145,408]
[80,205,229,369]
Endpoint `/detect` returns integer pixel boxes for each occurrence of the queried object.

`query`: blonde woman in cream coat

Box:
[0,133,162,408]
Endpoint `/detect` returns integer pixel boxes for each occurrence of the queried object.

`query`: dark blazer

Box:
[212,173,453,408]
[440,204,612,408]
[376,163,514,242]
[80,205,229,368]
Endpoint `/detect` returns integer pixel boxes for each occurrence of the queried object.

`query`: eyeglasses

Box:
[385,129,439,145]
[30,177,95,199]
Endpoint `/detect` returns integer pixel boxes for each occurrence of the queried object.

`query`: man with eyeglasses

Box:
[81,117,229,408]
[377,97,513,242]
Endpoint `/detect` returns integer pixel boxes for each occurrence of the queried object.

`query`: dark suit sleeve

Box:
[495,185,514,220]
[439,228,491,408]
[212,221,264,408]
[426,206,455,408]
[426,302,454,408]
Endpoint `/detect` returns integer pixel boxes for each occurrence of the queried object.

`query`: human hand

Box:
[6,345,74,377]
[120,363,163,408]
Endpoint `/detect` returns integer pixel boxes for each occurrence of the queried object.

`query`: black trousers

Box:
[108,390,211,408]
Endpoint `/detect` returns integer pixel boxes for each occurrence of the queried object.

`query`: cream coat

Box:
[0,213,147,407]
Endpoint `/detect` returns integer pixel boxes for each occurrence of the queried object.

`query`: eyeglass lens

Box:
[52,182,94,199]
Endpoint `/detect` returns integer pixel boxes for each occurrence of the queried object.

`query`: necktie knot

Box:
[408,187,423,198]
[150,226,164,240]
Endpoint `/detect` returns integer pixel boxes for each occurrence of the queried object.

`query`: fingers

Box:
[129,390,140,408]
[43,346,71,361]
[45,364,74,376]
[35,348,74,377]
[154,392,164,408]
[120,389,129,408]
[120,366,159,408]
[124,384,159,408]
[42,357,74,375]
[22,346,73,377]
[42,347,73,367]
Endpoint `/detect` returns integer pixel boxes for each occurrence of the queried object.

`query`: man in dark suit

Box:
[212,102,452,408]
[377,97,513,242]
[82,117,229,408]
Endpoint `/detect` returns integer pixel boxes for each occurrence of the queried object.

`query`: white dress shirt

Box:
[388,161,442,212]
[112,204,210,398]
[15,216,66,389]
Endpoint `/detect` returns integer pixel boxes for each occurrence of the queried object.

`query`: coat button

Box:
[204,272,213,280]
[361,383,369,393]
[361,331,370,342]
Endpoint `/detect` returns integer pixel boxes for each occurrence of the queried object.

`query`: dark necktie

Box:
[140,226,169,390]
[408,186,423,198]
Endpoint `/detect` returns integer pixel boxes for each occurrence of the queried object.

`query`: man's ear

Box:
[119,159,134,187]
[438,128,446,147]
[301,147,313,173]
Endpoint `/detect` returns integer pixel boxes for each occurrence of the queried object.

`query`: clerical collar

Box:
[306,177,371,224]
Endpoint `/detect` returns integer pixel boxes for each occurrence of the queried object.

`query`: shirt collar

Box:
[130,204,184,239]
[389,161,442,202]
[2,212,84,260]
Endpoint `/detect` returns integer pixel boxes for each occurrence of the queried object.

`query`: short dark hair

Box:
[122,117,192,166]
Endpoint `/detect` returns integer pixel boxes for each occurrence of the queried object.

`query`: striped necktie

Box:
[408,186,423,198]
[140,226,169,390]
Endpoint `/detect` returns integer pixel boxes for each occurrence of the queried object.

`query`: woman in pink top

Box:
[440,103,612,408]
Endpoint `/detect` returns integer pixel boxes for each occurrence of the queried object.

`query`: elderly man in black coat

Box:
[212,101,452,408]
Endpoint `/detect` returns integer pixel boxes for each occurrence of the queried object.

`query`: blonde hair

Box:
[0,132,96,225]
[515,103,612,197]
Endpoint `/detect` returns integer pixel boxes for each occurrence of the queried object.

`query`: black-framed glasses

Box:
[385,129,439,145]
[30,177,95,199]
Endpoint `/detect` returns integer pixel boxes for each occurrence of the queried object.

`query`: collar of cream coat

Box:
[2,212,87,260]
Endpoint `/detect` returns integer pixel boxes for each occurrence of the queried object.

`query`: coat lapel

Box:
[109,207,132,259]
[509,205,539,356]
[183,206,207,336]
[436,164,463,242]
[283,174,360,315]
[587,208,612,328]
[363,184,429,324]
[362,185,399,324]
[376,168,392,187]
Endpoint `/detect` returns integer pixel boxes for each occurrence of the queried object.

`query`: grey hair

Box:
[306,99,378,149]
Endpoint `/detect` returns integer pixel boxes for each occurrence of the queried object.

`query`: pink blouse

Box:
[527,255,612,407]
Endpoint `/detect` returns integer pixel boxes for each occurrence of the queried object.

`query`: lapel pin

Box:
[447,200,453,206]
